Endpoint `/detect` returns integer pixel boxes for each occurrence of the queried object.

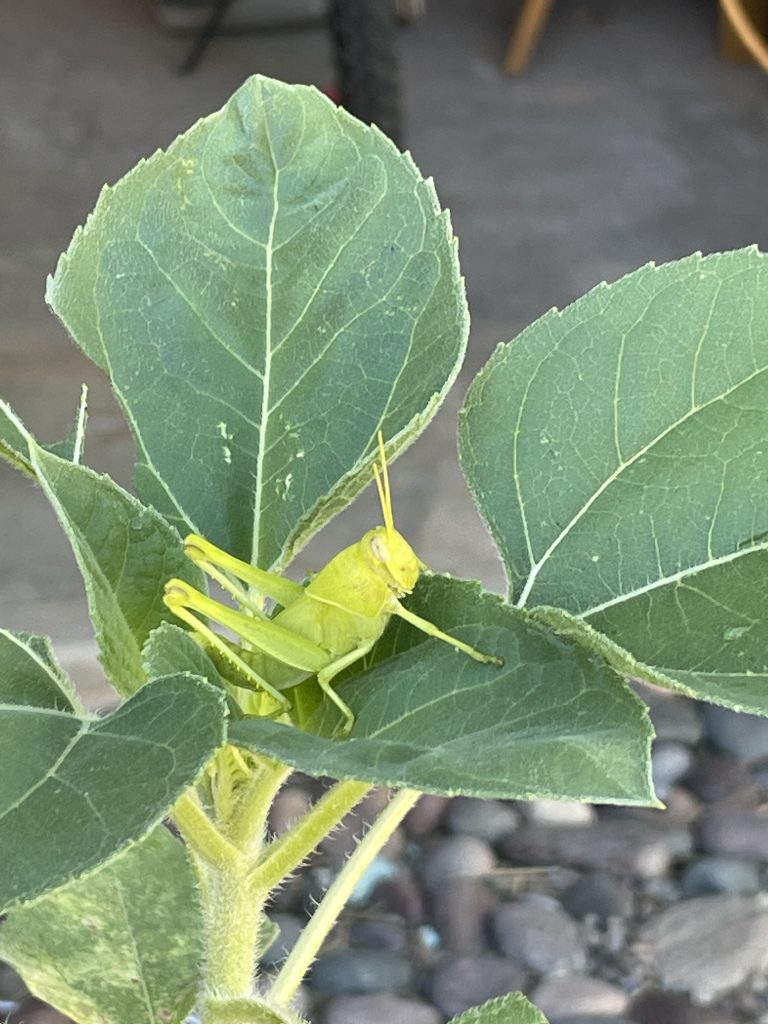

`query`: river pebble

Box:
[702,705,768,762]
[560,872,633,920]
[431,877,493,954]
[652,742,695,799]
[639,687,704,745]
[310,949,413,995]
[445,797,520,842]
[322,992,441,1024]
[697,806,768,860]
[260,913,303,966]
[502,819,689,877]
[269,786,312,837]
[523,799,597,828]
[420,835,495,891]
[680,856,760,896]
[428,952,527,1018]
[349,917,408,952]
[404,795,449,837]
[684,751,760,805]
[493,899,587,974]
[640,894,768,1003]
[532,973,629,1019]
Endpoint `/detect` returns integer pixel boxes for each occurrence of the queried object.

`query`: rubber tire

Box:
[328,0,403,146]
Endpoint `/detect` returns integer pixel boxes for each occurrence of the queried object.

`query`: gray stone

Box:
[320,789,394,866]
[322,993,441,1024]
[404,795,449,837]
[310,949,414,995]
[371,872,425,924]
[626,989,693,1024]
[524,799,596,828]
[0,964,27,1002]
[680,856,760,897]
[684,751,759,804]
[560,872,633,920]
[268,786,312,838]
[697,806,768,860]
[640,894,768,1003]
[703,704,768,762]
[638,686,704,746]
[260,913,303,966]
[349,856,400,905]
[421,835,495,891]
[502,820,689,878]
[431,877,493,954]
[550,1018,633,1024]
[10,1003,70,1024]
[349,918,408,952]
[652,741,694,799]
[445,796,519,842]
[532,974,628,1019]
[429,953,527,1018]
[493,900,586,974]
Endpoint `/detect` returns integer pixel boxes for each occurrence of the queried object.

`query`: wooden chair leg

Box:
[504,0,555,75]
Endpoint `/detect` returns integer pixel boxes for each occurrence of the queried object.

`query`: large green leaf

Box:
[460,248,768,714]
[0,629,80,712]
[448,994,548,1024]
[228,576,656,804]
[28,440,203,697]
[47,75,468,570]
[0,673,225,911]
[0,828,201,1024]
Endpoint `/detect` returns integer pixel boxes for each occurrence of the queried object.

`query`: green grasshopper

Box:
[163,435,501,735]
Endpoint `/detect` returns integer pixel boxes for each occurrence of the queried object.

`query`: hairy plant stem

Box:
[195,753,380,1023]
[270,787,421,1006]
[255,779,371,891]
[173,792,239,868]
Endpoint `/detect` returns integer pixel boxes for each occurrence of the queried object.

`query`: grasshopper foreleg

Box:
[391,600,503,666]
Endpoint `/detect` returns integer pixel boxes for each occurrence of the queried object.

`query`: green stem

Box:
[254,779,371,891]
[203,860,263,1000]
[269,788,420,1005]
[173,792,240,868]
[228,759,292,853]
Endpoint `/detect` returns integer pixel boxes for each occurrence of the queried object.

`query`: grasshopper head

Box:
[362,526,426,595]
[365,431,427,594]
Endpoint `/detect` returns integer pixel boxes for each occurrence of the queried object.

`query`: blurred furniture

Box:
[720,0,768,70]
[503,0,552,74]
[503,0,768,75]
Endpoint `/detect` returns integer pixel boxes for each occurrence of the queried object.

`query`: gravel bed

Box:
[5,684,768,1023]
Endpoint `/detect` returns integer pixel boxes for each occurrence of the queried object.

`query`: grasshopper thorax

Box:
[359,525,426,597]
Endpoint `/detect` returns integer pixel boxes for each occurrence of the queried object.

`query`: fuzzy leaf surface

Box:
[448,994,548,1024]
[0,828,201,1024]
[460,249,768,713]
[29,442,203,697]
[0,629,80,712]
[47,75,468,569]
[229,576,655,804]
[0,673,225,911]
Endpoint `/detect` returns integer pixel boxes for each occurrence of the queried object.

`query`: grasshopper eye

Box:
[370,535,389,563]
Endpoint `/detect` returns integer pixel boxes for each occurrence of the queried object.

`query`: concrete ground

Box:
[1,0,767,703]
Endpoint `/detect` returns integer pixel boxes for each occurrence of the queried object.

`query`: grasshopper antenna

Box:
[373,430,395,540]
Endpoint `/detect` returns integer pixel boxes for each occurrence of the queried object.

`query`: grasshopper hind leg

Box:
[163,582,292,711]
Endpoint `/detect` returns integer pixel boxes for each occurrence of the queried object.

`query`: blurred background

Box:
[3,3,768,1022]
[3,0,767,702]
